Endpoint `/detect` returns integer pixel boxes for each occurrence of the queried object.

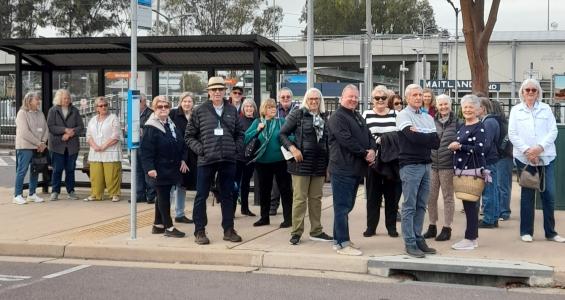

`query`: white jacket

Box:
[508,101,557,165]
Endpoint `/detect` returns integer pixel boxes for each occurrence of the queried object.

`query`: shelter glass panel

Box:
[159,71,208,106]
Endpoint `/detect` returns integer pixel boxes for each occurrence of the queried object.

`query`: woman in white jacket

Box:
[508,78,563,243]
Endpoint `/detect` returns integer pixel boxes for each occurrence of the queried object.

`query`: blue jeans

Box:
[481,163,500,224]
[136,149,156,201]
[173,184,187,218]
[331,173,361,248]
[515,159,558,239]
[51,150,78,194]
[193,162,236,233]
[15,149,38,197]
[496,157,514,219]
[400,164,431,246]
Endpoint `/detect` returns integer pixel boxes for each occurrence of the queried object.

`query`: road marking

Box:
[0,158,8,166]
[0,275,31,282]
[42,265,91,279]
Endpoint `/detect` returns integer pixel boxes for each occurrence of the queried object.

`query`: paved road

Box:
[0,261,562,300]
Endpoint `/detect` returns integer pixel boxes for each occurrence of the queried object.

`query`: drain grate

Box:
[53,210,155,242]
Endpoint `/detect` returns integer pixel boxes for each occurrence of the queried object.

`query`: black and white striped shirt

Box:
[362,109,398,141]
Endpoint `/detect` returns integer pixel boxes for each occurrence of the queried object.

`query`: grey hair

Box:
[518,78,543,103]
[53,89,71,106]
[279,87,293,98]
[179,92,194,108]
[241,98,257,114]
[140,92,147,101]
[404,84,422,98]
[94,96,107,106]
[460,94,481,109]
[21,91,41,111]
[371,85,388,97]
[435,94,451,106]
[342,84,359,96]
[301,87,326,113]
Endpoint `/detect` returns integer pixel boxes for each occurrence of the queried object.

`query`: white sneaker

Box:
[50,192,59,201]
[27,194,44,203]
[336,245,363,256]
[332,242,361,250]
[84,196,96,202]
[548,235,565,243]
[521,234,533,242]
[451,239,475,250]
[472,239,479,248]
[12,195,27,205]
[111,196,120,202]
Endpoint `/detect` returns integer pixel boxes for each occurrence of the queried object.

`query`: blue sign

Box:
[138,0,151,6]
[127,90,140,149]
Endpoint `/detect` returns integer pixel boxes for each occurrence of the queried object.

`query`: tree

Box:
[458,0,500,94]
[0,1,15,39]
[49,0,118,37]
[182,73,206,93]
[252,6,284,37]
[300,0,439,36]
[0,0,48,39]
[225,0,261,35]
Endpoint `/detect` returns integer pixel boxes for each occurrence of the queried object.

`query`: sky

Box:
[275,0,565,36]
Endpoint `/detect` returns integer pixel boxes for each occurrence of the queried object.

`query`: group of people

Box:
[13,76,563,257]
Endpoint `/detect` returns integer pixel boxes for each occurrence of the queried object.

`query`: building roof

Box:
[0,35,297,70]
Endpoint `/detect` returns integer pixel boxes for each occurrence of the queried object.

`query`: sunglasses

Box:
[393,102,402,106]
[373,96,387,102]
[280,95,291,99]
[97,104,108,107]
[210,88,225,92]
[524,88,537,93]
[232,91,242,95]
[156,105,170,110]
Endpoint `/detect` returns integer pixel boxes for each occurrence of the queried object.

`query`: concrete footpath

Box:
[1,182,564,286]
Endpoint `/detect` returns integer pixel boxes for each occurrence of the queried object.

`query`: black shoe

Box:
[388,229,399,238]
[405,244,425,258]
[435,227,452,241]
[223,228,242,242]
[423,224,437,239]
[164,227,185,238]
[129,199,147,203]
[478,220,498,228]
[175,216,194,224]
[269,209,277,216]
[289,234,301,245]
[241,210,256,217]
[309,232,333,242]
[279,221,291,228]
[363,229,376,237]
[253,218,270,227]
[416,239,437,254]
[152,225,165,234]
[194,230,210,245]
[147,198,155,204]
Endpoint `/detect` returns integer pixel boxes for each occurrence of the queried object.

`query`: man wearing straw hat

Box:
[185,77,244,245]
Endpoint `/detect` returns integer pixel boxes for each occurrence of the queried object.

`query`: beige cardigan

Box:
[15,109,48,150]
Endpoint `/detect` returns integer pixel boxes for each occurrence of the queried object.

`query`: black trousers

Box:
[255,160,292,222]
[365,168,399,233]
[233,160,255,214]
[154,184,174,228]
[463,200,479,240]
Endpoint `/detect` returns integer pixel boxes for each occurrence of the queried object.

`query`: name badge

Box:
[37,128,43,132]
[214,128,224,136]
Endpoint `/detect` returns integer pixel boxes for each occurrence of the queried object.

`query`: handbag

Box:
[453,152,485,202]
[518,161,545,192]
[244,132,261,162]
[31,151,49,174]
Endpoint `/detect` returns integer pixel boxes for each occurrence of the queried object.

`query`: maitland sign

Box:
[423,80,501,91]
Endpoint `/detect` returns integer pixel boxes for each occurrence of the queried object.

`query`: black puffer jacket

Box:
[185,100,244,167]
[280,108,329,176]
[431,112,459,170]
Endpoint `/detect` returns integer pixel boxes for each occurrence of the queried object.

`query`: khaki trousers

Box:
[427,168,455,227]
[89,161,122,200]
[291,175,325,236]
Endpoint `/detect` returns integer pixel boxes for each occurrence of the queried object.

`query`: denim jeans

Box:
[193,162,236,233]
[15,149,38,197]
[496,157,514,219]
[136,149,156,201]
[172,184,187,218]
[400,164,431,247]
[51,150,78,194]
[481,163,500,224]
[515,159,558,239]
[331,173,361,248]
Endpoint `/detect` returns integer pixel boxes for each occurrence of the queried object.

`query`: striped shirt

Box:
[362,109,398,141]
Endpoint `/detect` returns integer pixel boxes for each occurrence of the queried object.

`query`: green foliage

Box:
[0,0,48,38]
[182,73,206,93]
[252,6,284,37]
[300,0,439,35]
[49,0,118,37]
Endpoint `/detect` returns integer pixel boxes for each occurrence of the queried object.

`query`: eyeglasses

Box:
[210,88,225,92]
[232,91,242,95]
[524,88,538,93]
[372,96,387,102]
[280,95,291,99]
[156,105,170,110]
[97,104,108,107]
[308,97,320,101]
[393,102,402,106]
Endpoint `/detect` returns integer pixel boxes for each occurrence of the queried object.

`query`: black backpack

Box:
[484,114,513,158]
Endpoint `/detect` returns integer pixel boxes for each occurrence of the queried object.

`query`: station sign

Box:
[423,80,501,91]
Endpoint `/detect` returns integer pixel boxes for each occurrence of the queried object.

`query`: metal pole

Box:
[306,0,314,89]
[548,0,550,31]
[511,40,517,102]
[155,0,160,35]
[454,9,459,107]
[130,0,138,240]
[415,51,420,85]
[365,0,372,111]
[438,41,443,80]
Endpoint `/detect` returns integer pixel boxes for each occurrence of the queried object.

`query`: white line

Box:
[0,275,31,281]
[0,158,8,167]
[42,265,91,279]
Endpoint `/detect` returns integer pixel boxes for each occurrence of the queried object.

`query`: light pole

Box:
[399,61,409,95]
[447,0,460,107]
[412,48,423,85]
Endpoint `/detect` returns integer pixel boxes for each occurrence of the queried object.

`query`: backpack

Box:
[484,114,513,158]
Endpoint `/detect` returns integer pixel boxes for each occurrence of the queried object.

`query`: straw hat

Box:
[207,77,226,90]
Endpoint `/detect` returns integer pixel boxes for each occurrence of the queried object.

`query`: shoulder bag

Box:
[518,160,545,192]
[452,152,485,202]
